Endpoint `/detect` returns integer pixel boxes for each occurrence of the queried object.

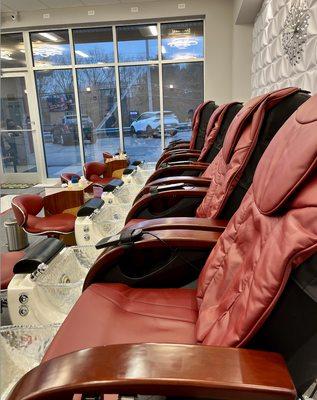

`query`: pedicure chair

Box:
[74,88,310,247]
[5,95,317,400]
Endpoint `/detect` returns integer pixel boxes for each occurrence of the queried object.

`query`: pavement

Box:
[45,130,192,177]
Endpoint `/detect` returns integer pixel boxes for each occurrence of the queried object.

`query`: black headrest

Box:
[13,238,65,274]
[77,198,105,217]
[102,179,124,192]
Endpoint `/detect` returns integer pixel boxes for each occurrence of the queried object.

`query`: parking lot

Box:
[45,129,192,177]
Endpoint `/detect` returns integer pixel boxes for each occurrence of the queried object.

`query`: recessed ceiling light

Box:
[75,50,89,58]
[149,25,158,36]
[38,32,60,42]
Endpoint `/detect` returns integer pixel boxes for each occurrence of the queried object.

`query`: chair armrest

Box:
[126,186,208,222]
[84,227,220,288]
[165,140,189,149]
[126,217,228,232]
[147,164,209,184]
[8,343,296,400]
[156,149,200,168]
[162,152,200,165]
[134,177,211,204]
[148,176,211,187]
[164,161,209,167]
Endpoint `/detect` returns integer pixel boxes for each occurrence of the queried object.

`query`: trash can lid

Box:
[4,219,17,226]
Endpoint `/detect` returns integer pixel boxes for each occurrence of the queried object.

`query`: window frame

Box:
[1,19,205,179]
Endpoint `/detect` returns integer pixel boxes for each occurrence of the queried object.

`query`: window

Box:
[1,77,37,173]
[161,21,204,60]
[31,30,71,67]
[119,65,160,161]
[117,24,158,62]
[1,33,26,68]
[163,62,204,145]
[35,69,81,177]
[26,20,204,177]
[77,67,119,162]
[73,27,114,64]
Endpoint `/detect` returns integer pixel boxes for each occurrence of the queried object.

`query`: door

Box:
[0,73,41,183]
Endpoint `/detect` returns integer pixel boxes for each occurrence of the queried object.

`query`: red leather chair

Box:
[126,88,309,228]
[8,95,317,399]
[146,87,305,184]
[156,100,218,167]
[60,172,80,184]
[156,101,242,169]
[83,161,112,185]
[11,195,76,237]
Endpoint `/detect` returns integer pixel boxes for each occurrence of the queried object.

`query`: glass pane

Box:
[161,21,204,60]
[1,33,26,68]
[163,62,204,146]
[119,65,161,161]
[77,67,119,162]
[1,77,37,173]
[35,69,81,178]
[31,30,71,67]
[117,25,158,62]
[73,27,114,64]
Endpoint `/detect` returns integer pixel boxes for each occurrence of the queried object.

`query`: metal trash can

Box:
[4,219,29,251]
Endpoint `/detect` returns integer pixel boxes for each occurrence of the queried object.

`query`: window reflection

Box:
[163,62,204,146]
[1,33,26,68]
[119,65,161,161]
[117,25,158,62]
[31,30,71,67]
[35,69,81,177]
[1,77,37,173]
[77,67,119,162]
[161,21,204,60]
[73,28,114,64]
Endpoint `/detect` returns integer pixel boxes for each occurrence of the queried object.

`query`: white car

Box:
[130,111,179,137]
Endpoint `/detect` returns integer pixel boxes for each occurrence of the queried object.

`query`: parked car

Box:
[130,111,179,138]
[52,115,95,145]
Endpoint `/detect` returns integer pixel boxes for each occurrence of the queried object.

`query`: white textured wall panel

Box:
[252,0,317,96]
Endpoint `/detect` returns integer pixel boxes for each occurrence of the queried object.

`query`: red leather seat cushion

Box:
[43,283,197,362]
[124,218,147,228]
[26,213,75,234]
[1,251,24,289]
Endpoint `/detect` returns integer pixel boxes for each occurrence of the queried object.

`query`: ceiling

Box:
[1,0,159,12]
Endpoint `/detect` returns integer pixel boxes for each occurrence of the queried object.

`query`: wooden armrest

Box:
[147,164,208,184]
[129,217,228,232]
[134,177,211,204]
[147,176,211,187]
[8,343,296,400]
[162,152,200,165]
[126,187,208,222]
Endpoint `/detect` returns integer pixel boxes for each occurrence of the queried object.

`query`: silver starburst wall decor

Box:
[282,0,311,66]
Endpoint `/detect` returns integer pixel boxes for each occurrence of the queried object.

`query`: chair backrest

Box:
[196,88,309,219]
[220,89,311,219]
[198,102,243,163]
[83,162,106,180]
[11,195,44,226]
[189,101,218,150]
[196,95,317,392]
